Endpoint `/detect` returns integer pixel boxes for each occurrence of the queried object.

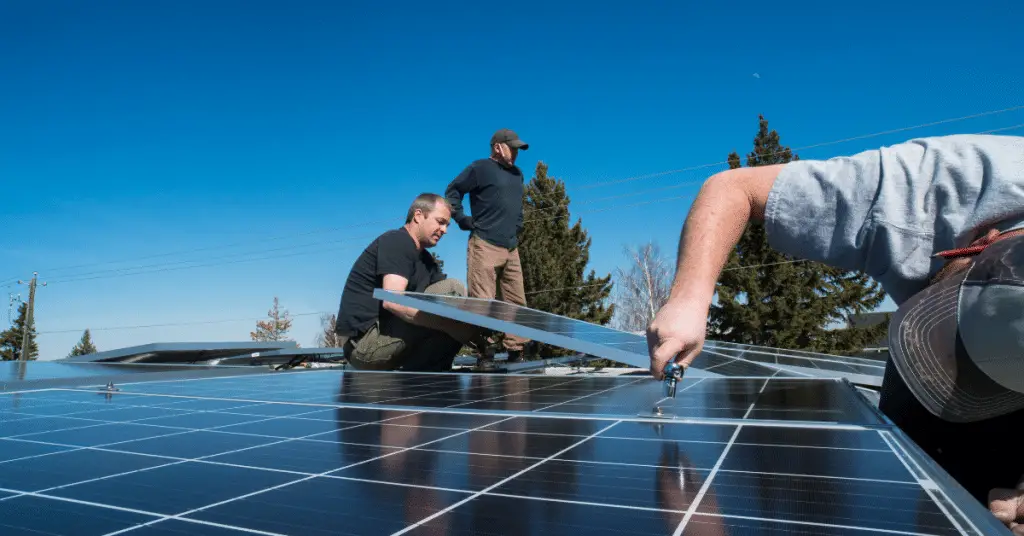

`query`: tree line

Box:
[1,115,887,361]
[0,302,97,360]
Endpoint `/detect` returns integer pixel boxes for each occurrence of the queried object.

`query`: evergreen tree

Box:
[250,297,295,343]
[707,115,888,354]
[520,162,614,357]
[68,329,98,357]
[0,302,39,361]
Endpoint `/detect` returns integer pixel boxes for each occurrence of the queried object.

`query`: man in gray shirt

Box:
[646,134,1024,531]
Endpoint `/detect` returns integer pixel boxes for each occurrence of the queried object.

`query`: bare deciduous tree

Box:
[314,313,345,348]
[612,242,673,333]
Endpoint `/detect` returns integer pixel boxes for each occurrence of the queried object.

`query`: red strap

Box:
[933,228,1024,259]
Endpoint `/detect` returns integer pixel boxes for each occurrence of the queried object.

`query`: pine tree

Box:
[0,302,39,361]
[519,162,614,357]
[250,297,295,343]
[430,252,445,271]
[68,329,98,357]
[707,115,888,354]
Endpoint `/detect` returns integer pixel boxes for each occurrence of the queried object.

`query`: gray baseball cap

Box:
[491,128,529,150]
[888,231,1024,423]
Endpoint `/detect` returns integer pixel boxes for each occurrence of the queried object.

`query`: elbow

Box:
[697,170,753,216]
[701,166,778,222]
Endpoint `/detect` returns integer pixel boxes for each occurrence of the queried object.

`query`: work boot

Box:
[468,333,498,371]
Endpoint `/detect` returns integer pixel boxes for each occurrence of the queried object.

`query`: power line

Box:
[7,218,398,281]
[573,105,1024,190]
[36,311,327,335]
[43,231,382,284]
[33,257,831,335]
[37,118,1024,287]
[40,193,705,287]
[3,104,1019,288]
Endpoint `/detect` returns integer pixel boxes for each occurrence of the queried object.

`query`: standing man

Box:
[445,128,532,368]
[335,193,483,372]
[646,134,1024,532]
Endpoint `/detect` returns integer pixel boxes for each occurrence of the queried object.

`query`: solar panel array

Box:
[0,365,1005,535]
[374,290,885,385]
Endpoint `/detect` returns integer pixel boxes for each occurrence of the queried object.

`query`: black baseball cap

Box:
[491,129,529,150]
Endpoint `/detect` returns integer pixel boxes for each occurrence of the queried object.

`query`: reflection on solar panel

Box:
[373,290,653,369]
[374,290,884,386]
[0,368,1002,535]
[61,341,300,364]
[703,340,886,386]
[0,361,272,391]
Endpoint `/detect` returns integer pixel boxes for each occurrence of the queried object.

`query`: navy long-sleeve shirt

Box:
[444,158,525,250]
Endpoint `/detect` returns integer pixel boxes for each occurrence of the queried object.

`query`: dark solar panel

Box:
[108,369,878,424]
[0,365,1003,535]
[374,290,653,368]
[372,291,883,386]
[0,375,997,536]
[706,345,887,377]
[0,361,272,393]
[688,351,796,377]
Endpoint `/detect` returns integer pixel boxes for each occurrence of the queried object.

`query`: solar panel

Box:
[60,341,299,364]
[0,361,269,391]
[373,290,881,386]
[0,368,1003,535]
[704,340,887,385]
[93,370,878,424]
[373,290,654,368]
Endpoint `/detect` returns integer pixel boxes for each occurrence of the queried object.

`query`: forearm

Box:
[668,167,777,305]
[383,303,469,334]
[383,302,421,325]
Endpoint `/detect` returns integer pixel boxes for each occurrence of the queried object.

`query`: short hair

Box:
[406,193,449,223]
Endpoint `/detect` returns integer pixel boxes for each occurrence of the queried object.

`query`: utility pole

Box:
[16,272,45,361]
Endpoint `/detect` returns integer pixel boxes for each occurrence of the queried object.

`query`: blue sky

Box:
[2,0,1022,360]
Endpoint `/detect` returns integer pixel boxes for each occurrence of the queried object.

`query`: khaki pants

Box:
[466,234,529,352]
[345,278,468,372]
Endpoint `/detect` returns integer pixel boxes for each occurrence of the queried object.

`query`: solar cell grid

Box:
[0,368,1004,536]
[706,345,886,376]
[91,370,881,425]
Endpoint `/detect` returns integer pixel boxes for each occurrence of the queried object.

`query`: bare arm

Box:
[667,164,782,306]
[647,164,782,378]
[380,275,477,341]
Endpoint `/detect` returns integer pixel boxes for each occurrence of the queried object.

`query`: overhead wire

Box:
[3,105,1020,288]
[30,118,1024,286]
[36,311,326,335]
[35,257,825,335]
[573,105,1024,190]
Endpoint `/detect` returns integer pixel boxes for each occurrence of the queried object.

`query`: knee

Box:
[426,278,467,297]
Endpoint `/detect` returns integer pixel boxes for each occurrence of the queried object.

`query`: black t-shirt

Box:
[335,228,445,337]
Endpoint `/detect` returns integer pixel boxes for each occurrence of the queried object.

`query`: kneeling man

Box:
[335,193,482,372]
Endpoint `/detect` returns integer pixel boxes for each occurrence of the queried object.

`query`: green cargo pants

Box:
[345,278,469,372]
